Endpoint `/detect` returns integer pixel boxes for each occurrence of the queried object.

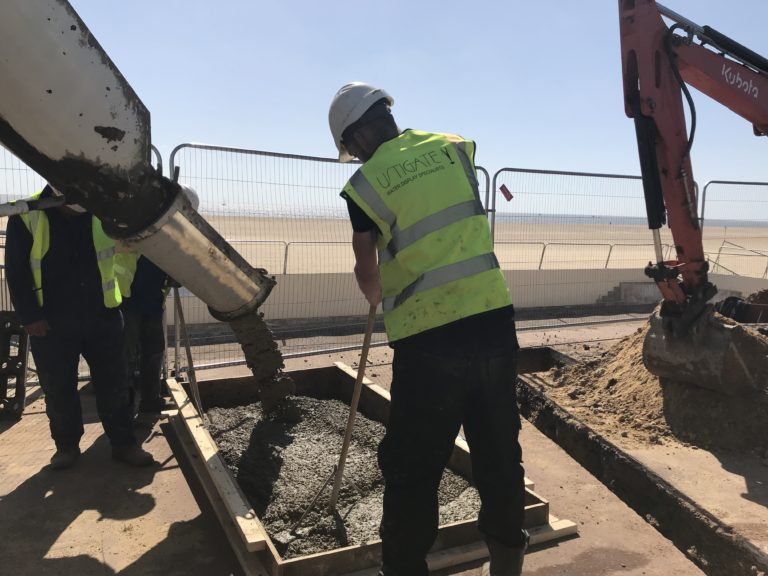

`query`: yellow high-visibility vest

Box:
[18,191,122,308]
[342,130,511,342]
[114,250,140,298]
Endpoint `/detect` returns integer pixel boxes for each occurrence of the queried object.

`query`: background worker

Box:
[5,184,154,469]
[115,249,173,418]
[115,187,197,419]
[329,82,528,576]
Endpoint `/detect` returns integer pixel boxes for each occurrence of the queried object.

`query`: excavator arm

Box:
[620,0,768,321]
[619,1,768,393]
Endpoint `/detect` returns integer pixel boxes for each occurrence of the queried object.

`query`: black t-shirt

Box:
[341,192,377,233]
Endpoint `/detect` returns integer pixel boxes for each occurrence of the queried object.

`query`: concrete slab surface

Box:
[628,445,768,556]
[0,385,241,576]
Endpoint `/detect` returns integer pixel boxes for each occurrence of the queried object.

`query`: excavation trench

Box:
[517,325,768,576]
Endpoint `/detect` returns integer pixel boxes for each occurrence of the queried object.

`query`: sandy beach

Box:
[201,215,768,277]
[2,210,767,277]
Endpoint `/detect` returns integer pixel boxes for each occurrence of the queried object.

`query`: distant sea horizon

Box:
[202,207,768,229]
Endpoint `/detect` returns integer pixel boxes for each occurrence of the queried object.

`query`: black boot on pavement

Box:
[50,447,80,470]
[481,534,528,576]
[112,445,154,467]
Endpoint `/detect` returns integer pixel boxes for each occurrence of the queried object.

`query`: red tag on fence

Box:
[499,184,513,202]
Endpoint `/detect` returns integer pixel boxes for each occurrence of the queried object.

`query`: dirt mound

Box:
[544,324,768,453]
[745,289,768,305]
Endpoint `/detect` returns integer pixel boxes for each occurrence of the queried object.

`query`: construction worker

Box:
[115,249,173,418]
[329,83,527,576]
[115,188,198,419]
[5,184,154,469]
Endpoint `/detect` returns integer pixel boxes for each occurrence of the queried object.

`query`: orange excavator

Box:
[619,1,768,394]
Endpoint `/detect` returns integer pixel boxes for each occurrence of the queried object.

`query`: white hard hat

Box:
[329,82,393,162]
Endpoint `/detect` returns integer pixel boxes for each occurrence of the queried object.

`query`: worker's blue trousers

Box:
[378,343,526,576]
[29,308,136,450]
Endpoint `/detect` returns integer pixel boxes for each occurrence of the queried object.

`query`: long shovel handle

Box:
[328,304,377,511]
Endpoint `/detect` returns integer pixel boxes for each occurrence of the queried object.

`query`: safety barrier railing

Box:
[700,180,768,279]
[486,167,665,328]
[710,241,768,279]
[1,145,46,202]
[167,143,377,369]
[489,168,647,241]
[701,180,768,228]
[5,141,768,377]
[494,241,674,270]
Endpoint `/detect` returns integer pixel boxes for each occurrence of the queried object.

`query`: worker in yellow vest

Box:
[329,83,527,576]
[5,185,154,469]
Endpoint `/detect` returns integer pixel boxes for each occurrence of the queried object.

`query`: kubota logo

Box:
[722,64,759,98]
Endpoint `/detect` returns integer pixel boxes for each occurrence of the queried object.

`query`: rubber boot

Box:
[112,444,155,467]
[50,447,81,470]
[481,536,527,576]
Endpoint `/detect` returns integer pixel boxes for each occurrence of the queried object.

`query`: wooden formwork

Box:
[168,356,576,576]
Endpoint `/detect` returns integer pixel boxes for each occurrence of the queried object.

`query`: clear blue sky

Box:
[69,1,768,186]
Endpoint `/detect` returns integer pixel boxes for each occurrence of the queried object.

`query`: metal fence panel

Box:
[7,137,768,375]
[701,181,768,279]
[489,168,661,327]
[1,145,46,202]
[168,144,382,367]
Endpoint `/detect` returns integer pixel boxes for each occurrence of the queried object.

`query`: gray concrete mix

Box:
[207,396,480,559]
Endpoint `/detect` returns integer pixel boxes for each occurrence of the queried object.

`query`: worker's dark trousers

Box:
[123,309,165,412]
[29,308,136,450]
[378,345,525,576]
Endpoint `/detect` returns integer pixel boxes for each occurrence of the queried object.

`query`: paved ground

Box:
[0,318,711,575]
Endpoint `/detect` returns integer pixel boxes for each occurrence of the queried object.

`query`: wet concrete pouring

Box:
[207,396,480,559]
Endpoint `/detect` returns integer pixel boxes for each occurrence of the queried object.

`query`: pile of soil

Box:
[207,397,480,559]
[745,289,768,304]
[543,324,768,453]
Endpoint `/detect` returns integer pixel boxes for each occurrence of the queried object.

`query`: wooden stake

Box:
[328,304,377,512]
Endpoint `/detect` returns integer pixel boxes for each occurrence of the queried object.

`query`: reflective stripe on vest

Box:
[114,251,140,298]
[349,140,485,265]
[21,208,48,306]
[381,253,500,312]
[19,196,122,308]
[91,217,122,308]
[342,130,511,341]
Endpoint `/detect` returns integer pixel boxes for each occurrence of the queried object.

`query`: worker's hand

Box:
[362,283,382,308]
[24,320,50,337]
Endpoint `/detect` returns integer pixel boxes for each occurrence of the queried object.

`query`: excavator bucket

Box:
[643,305,768,396]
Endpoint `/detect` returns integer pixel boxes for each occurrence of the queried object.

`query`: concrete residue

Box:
[207,396,480,559]
[93,125,126,142]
